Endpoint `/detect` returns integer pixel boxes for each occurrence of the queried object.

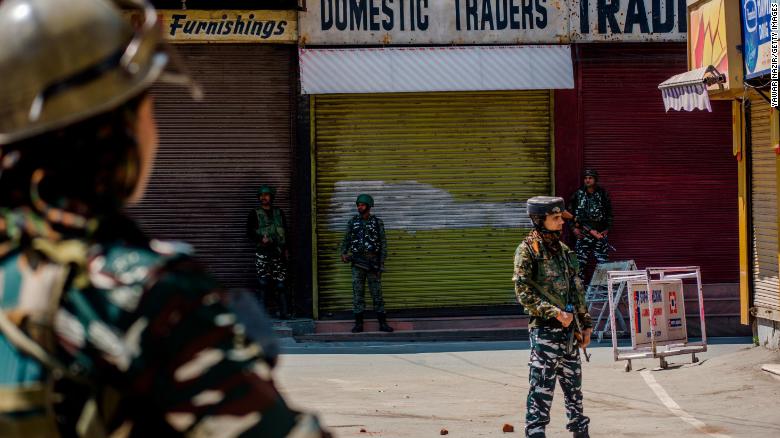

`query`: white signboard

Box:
[299,0,687,44]
[628,280,688,348]
[301,0,568,44]
[571,0,687,42]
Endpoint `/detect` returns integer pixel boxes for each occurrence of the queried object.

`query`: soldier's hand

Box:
[581,328,592,348]
[573,228,584,239]
[262,235,270,244]
[556,310,573,328]
[341,254,349,263]
[589,229,602,239]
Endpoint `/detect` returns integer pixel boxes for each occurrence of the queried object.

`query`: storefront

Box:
[299,2,574,316]
[299,1,734,318]
[748,94,779,331]
[552,1,740,335]
[575,42,737,290]
[661,0,779,345]
[740,0,780,347]
[126,9,300,295]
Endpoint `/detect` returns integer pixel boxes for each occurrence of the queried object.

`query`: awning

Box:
[299,45,574,94]
[658,66,726,112]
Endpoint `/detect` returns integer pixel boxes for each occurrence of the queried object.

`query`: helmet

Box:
[584,168,599,179]
[356,194,374,208]
[527,196,568,230]
[257,185,276,197]
[0,0,194,144]
[527,196,566,217]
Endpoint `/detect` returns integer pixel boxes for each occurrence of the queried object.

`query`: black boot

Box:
[377,313,394,332]
[351,313,364,333]
[573,430,590,438]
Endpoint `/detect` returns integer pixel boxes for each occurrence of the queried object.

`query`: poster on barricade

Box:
[628,280,687,348]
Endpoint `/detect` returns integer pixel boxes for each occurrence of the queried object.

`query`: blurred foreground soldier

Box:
[568,168,613,279]
[247,185,291,319]
[514,197,593,438]
[0,0,327,436]
[340,194,393,333]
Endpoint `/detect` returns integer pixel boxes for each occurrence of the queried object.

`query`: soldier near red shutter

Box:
[568,168,613,279]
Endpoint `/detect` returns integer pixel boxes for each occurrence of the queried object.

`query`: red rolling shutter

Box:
[577,44,737,283]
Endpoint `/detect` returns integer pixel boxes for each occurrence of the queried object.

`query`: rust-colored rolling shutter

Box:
[578,44,737,283]
[127,44,294,290]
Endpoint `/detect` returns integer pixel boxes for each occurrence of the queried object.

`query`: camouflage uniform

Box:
[339,214,387,314]
[568,186,613,278]
[514,230,593,438]
[0,0,325,433]
[0,209,326,436]
[247,206,289,316]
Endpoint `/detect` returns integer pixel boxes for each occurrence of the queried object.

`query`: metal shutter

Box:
[750,96,779,315]
[313,91,551,313]
[127,44,294,290]
[579,44,737,283]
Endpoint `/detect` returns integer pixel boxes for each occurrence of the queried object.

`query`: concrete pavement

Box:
[275,339,780,437]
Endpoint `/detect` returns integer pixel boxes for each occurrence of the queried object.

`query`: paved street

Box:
[277,339,780,437]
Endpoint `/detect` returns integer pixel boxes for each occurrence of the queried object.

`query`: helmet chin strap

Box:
[531,215,561,237]
[537,226,561,238]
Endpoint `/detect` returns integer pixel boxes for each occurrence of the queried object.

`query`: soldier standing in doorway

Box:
[0,0,327,435]
[568,168,613,280]
[340,194,394,333]
[514,197,593,438]
[247,185,291,319]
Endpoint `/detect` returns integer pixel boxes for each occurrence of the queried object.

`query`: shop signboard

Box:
[741,0,778,79]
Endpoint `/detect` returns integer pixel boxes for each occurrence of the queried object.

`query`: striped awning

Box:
[299,45,574,94]
[658,66,725,112]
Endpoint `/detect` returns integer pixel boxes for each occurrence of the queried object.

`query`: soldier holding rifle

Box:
[514,196,593,438]
[568,168,613,280]
[340,194,393,333]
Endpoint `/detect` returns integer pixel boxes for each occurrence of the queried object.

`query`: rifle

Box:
[566,304,591,362]
[579,223,617,252]
[347,254,384,273]
[526,278,591,362]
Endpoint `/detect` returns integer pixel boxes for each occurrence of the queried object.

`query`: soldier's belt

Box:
[350,254,383,272]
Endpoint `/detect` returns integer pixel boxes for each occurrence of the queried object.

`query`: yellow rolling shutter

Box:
[751,97,780,317]
[313,91,551,313]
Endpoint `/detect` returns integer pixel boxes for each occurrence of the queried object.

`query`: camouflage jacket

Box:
[513,232,593,330]
[568,186,613,231]
[0,211,326,437]
[247,207,287,255]
[339,215,387,261]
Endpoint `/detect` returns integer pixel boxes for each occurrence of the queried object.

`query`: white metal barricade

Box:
[585,260,636,342]
[607,266,707,372]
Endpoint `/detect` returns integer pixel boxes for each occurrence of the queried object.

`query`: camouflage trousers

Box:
[351,266,385,314]
[575,235,609,279]
[255,252,287,282]
[526,327,589,438]
[255,253,290,317]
